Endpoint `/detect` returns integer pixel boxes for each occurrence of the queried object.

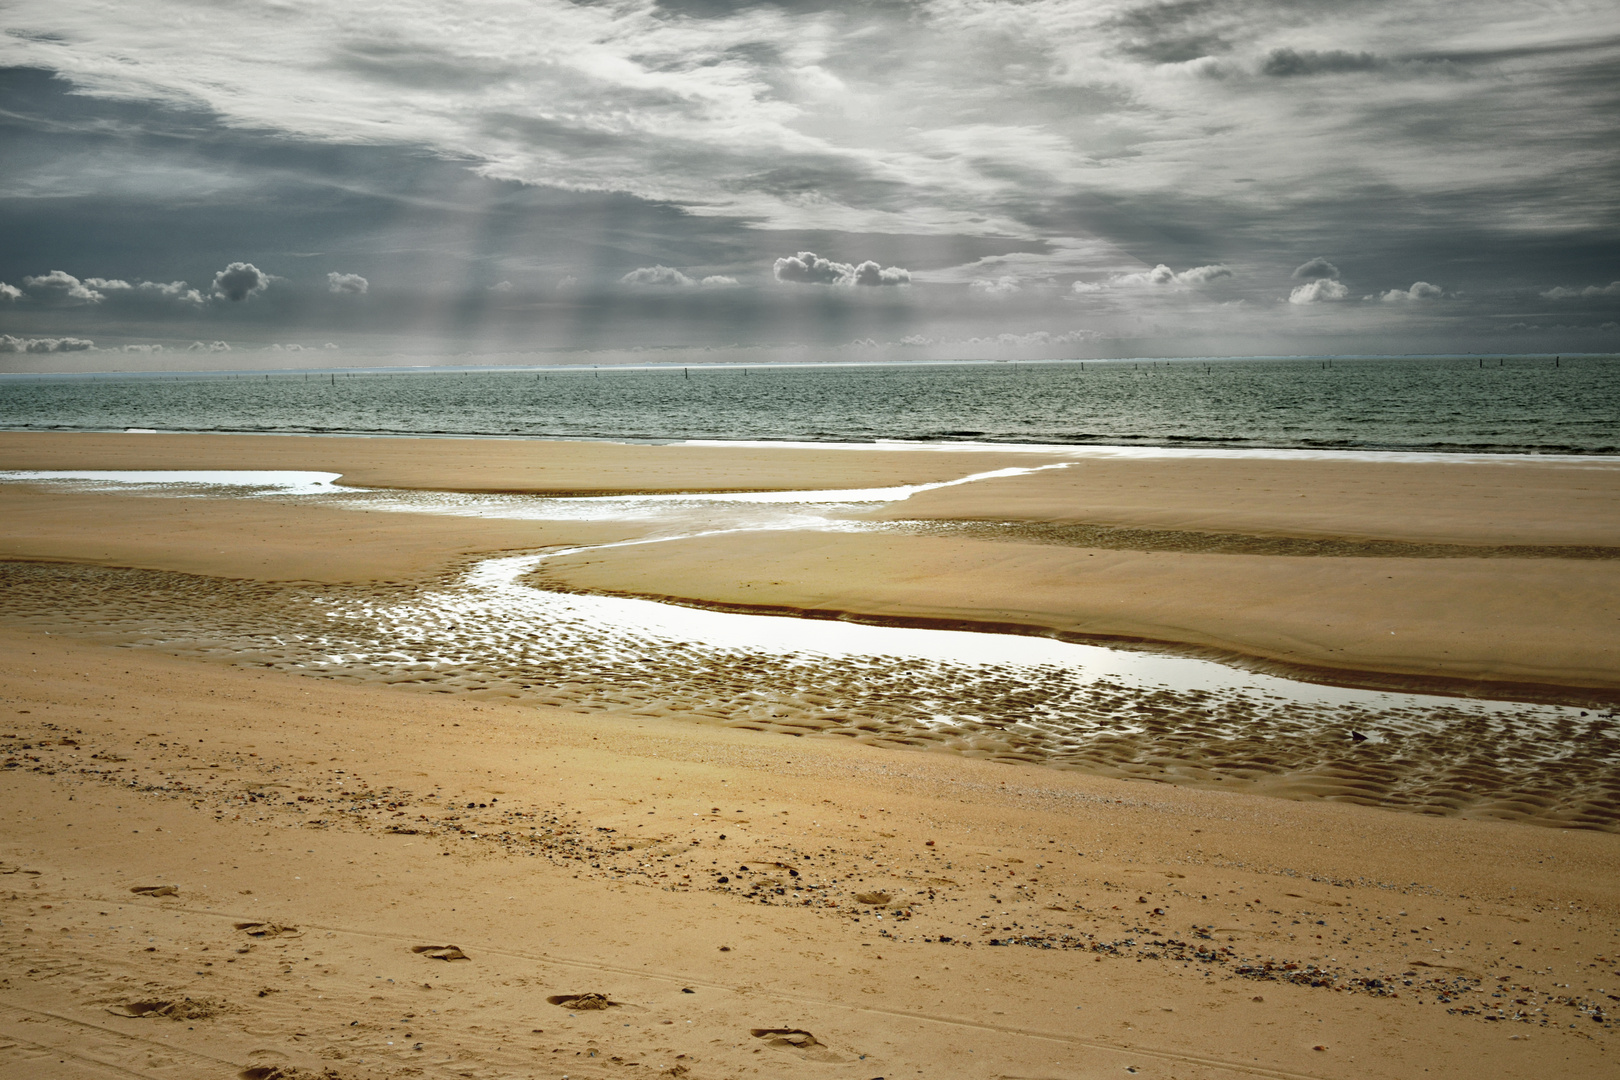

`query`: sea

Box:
[1,354,1617,454]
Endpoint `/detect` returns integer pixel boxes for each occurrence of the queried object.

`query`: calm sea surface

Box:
[2,355,1616,454]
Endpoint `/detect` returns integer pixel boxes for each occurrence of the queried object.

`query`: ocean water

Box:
[2,354,1616,454]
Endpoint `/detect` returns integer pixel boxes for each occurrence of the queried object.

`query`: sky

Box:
[1,0,1618,369]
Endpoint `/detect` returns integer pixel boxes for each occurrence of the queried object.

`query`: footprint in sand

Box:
[129,885,179,897]
[107,998,220,1020]
[235,922,301,938]
[411,944,470,961]
[749,1028,846,1063]
[546,993,618,1010]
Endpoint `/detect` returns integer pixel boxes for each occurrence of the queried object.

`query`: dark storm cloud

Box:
[1261,49,1384,77]
[211,262,269,301]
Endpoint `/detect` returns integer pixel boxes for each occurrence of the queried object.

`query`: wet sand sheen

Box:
[0,555,1614,831]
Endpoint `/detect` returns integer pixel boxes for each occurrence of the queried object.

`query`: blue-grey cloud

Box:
[1291,257,1340,281]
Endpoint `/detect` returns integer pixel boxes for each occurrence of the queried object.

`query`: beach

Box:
[1,431,1617,1079]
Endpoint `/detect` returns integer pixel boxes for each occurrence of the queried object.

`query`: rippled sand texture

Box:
[1,558,1615,830]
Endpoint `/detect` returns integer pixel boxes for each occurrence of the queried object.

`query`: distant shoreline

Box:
[1,350,1611,380]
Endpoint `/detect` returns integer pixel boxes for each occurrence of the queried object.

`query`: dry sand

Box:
[2,432,1618,1077]
[3,630,1616,1080]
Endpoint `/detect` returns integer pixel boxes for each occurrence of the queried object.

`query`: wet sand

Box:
[536,530,1620,697]
[2,432,1618,1075]
[0,431,1048,496]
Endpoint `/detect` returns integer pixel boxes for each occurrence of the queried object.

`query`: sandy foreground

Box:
[0,432,1618,1077]
[3,631,1617,1080]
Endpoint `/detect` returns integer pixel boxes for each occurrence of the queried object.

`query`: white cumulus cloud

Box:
[1288,279,1349,304]
[621,266,697,287]
[1112,264,1232,288]
[1541,281,1620,299]
[22,270,104,304]
[0,282,21,301]
[1379,281,1443,302]
[0,334,95,352]
[773,252,909,287]
[138,280,206,303]
[621,266,741,288]
[971,276,1022,296]
[327,271,369,294]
